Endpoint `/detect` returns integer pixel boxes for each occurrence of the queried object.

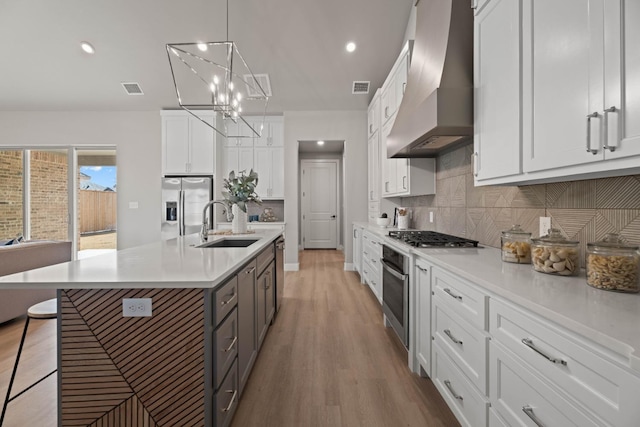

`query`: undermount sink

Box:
[196,238,259,248]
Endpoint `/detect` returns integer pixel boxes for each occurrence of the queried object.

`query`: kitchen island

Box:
[0,229,284,427]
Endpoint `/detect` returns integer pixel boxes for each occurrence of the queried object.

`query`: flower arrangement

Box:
[222,169,261,213]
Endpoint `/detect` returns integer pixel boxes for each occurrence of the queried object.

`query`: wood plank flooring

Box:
[232,250,459,427]
[0,249,459,427]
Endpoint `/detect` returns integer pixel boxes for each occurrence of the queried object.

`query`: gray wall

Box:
[0,111,161,249]
[284,111,368,269]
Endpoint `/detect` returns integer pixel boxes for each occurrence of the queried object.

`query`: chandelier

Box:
[166,2,269,139]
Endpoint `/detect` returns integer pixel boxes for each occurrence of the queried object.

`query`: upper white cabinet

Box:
[161,111,215,175]
[222,116,284,200]
[475,0,640,185]
[368,94,381,138]
[473,0,522,182]
[367,90,382,210]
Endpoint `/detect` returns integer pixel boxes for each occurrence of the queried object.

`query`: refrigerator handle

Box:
[179,190,185,236]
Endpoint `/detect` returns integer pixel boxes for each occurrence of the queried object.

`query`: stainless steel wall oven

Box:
[381,244,410,347]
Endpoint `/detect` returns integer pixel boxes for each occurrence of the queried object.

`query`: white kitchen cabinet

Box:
[223,120,254,147]
[473,0,522,182]
[361,230,382,303]
[367,92,380,138]
[223,146,254,178]
[352,224,363,276]
[381,43,410,126]
[161,111,215,175]
[254,146,284,199]
[368,133,380,202]
[415,258,432,377]
[394,53,408,109]
[253,117,284,148]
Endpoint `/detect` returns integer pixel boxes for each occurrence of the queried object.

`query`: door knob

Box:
[330,215,336,219]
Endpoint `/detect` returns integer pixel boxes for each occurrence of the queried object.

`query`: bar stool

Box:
[1,298,57,426]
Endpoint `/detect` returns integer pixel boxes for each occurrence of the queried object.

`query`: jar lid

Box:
[587,233,639,250]
[532,228,578,245]
[502,224,531,238]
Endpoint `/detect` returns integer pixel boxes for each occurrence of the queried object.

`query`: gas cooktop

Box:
[388,230,479,248]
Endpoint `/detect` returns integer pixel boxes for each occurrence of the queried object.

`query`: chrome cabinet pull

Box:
[586,112,599,154]
[369,124,373,134]
[402,176,407,190]
[473,152,479,177]
[444,329,463,345]
[416,265,428,273]
[246,267,256,275]
[223,336,238,353]
[402,82,406,95]
[353,229,357,238]
[522,405,546,427]
[443,288,463,301]
[521,338,567,366]
[222,390,237,412]
[603,106,617,151]
[444,380,463,401]
[385,106,389,118]
[220,293,236,306]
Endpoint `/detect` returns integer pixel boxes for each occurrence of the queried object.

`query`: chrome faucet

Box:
[201,200,229,242]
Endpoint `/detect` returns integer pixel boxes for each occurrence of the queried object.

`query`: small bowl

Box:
[376,217,391,228]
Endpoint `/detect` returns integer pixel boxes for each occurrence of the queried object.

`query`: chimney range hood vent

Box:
[387,0,474,158]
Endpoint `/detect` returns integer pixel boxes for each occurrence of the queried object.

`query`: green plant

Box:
[222,169,262,213]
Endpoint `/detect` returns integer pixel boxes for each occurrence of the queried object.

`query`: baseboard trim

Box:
[284,263,299,272]
[344,263,354,271]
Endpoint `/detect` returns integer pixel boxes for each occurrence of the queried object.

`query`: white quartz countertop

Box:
[0,229,283,290]
[354,221,640,371]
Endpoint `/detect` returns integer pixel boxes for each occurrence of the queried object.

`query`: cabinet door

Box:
[367,133,380,201]
[238,261,257,395]
[189,115,215,174]
[265,263,275,325]
[368,95,380,137]
[268,120,284,147]
[352,225,361,274]
[253,147,271,198]
[163,115,190,174]
[474,0,522,181]
[381,84,396,125]
[256,268,267,350]
[605,1,640,159]
[395,53,409,108]
[269,147,284,198]
[395,158,409,194]
[415,259,432,377]
[381,121,397,195]
[522,0,605,172]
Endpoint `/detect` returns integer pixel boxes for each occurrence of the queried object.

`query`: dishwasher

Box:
[274,236,285,317]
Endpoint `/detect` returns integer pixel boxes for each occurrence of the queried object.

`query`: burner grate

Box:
[388,230,479,248]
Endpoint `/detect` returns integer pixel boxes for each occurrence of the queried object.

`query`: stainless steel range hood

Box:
[387,0,474,158]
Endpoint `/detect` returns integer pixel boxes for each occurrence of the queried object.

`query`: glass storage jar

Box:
[501,224,532,264]
[531,228,580,276]
[586,233,640,293]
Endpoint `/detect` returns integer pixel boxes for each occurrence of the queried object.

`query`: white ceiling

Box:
[0,0,413,113]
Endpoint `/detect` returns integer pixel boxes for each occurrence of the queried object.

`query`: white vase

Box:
[231,204,247,234]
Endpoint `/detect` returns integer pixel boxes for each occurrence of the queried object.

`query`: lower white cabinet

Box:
[490,341,600,427]
[432,342,490,427]
[414,258,432,377]
[361,230,382,303]
[352,224,363,276]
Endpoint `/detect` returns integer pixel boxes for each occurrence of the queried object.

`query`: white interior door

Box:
[301,160,338,249]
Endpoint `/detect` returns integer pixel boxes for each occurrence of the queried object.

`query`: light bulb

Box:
[236,92,243,101]
[229,82,234,91]
[238,107,243,113]
[209,83,216,93]
[232,111,238,118]
[218,94,225,103]
[197,43,208,52]
[232,99,238,107]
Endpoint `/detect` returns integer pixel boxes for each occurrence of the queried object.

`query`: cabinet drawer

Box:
[214,276,238,326]
[432,267,488,330]
[490,298,640,426]
[433,297,489,394]
[490,341,599,427]
[256,243,275,275]
[214,358,238,427]
[214,307,238,391]
[432,343,489,427]
[488,409,508,427]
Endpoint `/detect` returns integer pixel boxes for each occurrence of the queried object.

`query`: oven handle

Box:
[380,259,407,280]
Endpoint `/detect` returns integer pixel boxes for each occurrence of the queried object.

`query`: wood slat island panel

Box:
[60,288,205,427]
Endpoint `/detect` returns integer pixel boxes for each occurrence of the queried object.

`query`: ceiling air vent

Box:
[352,81,370,94]
[121,82,144,95]
[244,74,272,98]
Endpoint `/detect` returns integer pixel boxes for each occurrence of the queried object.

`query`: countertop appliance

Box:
[161,176,213,240]
[388,230,479,248]
[274,236,285,316]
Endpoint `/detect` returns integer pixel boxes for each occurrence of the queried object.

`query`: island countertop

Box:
[0,229,283,289]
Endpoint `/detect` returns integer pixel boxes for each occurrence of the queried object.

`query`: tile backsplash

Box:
[401,144,640,262]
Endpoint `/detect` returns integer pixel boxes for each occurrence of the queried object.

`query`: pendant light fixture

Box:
[166,0,269,139]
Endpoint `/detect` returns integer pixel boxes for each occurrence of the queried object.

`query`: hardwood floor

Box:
[232,250,459,427]
[0,250,459,427]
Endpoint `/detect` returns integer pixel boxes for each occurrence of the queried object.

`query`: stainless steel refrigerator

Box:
[161,176,213,239]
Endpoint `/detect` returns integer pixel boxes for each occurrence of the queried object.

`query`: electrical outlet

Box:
[539,217,551,237]
[122,298,152,317]
[429,211,434,223]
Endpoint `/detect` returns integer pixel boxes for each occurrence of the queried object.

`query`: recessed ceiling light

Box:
[197,43,208,52]
[81,41,95,54]
[346,42,356,53]
[317,140,325,146]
